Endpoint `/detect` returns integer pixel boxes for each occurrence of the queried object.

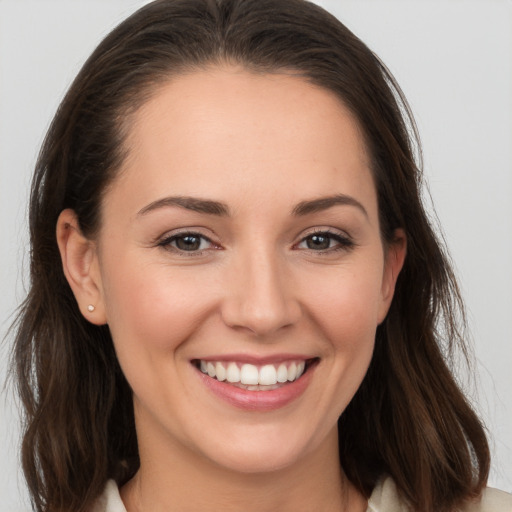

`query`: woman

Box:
[11,0,512,511]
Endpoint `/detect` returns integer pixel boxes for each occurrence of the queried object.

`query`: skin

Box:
[57,67,406,511]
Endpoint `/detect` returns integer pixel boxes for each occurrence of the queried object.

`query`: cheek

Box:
[305,264,384,350]
[320,284,379,380]
[101,257,219,355]
[303,261,383,405]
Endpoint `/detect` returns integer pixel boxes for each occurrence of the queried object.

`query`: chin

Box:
[207,443,307,475]
[188,421,326,476]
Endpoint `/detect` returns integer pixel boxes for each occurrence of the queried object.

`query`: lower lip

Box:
[194,363,316,411]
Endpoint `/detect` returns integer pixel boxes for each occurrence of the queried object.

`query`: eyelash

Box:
[156,229,354,256]
[295,229,355,254]
[157,231,218,256]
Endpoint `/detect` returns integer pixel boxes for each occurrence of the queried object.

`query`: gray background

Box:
[1,1,511,509]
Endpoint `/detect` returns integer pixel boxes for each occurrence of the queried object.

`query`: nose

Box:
[220,247,302,337]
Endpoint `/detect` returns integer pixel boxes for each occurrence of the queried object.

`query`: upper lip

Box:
[192,353,317,365]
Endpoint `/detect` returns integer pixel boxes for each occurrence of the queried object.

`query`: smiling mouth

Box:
[193,359,318,391]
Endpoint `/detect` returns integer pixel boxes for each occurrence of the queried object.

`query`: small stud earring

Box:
[87,304,95,312]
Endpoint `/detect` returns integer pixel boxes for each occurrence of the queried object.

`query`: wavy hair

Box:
[11,1,489,511]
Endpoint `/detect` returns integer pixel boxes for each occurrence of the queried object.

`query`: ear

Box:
[56,209,107,325]
[378,228,407,324]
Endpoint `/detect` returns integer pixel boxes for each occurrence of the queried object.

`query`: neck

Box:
[121,421,366,512]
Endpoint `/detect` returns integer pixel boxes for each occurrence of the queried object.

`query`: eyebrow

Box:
[137,193,367,218]
[137,196,230,216]
[292,194,368,218]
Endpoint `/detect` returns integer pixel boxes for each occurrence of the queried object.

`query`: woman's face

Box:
[81,67,404,474]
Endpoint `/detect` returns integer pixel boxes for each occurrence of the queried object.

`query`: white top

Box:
[92,477,512,511]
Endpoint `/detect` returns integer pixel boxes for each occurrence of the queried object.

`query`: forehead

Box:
[112,66,376,219]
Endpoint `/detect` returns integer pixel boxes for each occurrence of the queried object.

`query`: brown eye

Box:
[306,234,331,250]
[174,235,202,251]
[159,232,213,253]
[297,231,354,252]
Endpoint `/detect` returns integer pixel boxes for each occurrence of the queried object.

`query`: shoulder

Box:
[90,480,126,512]
[89,477,512,512]
[462,486,512,512]
[367,477,512,512]
[367,478,411,512]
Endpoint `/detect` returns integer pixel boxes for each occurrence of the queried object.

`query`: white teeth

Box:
[206,362,216,378]
[287,362,297,381]
[259,364,277,385]
[240,364,259,385]
[215,362,226,381]
[226,362,240,383]
[198,359,309,387]
[276,363,288,383]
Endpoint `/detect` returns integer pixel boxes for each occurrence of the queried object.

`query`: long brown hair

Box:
[11,1,489,511]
